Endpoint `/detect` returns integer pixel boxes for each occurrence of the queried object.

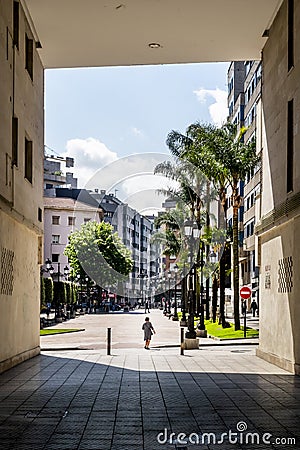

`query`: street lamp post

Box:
[85,276,90,300]
[186,266,196,338]
[43,258,69,320]
[198,240,205,331]
[161,276,167,314]
[180,263,187,326]
[184,219,200,339]
[138,270,148,307]
[76,274,81,303]
[172,264,179,321]
[167,271,172,315]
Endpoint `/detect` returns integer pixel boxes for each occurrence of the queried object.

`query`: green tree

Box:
[167,122,259,330]
[44,277,53,306]
[64,221,133,289]
[65,283,71,303]
[40,276,45,310]
[72,283,78,303]
[152,207,187,258]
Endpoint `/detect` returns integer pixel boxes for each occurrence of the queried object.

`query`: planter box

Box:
[183,338,199,349]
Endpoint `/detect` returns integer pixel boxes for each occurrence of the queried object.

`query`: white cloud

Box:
[131,127,144,137]
[61,137,118,187]
[193,87,228,127]
[84,152,174,212]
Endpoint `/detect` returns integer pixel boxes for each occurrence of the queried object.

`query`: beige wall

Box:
[0,211,40,372]
[258,0,300,373]
[258,220,299,373]
[0,0,43,372]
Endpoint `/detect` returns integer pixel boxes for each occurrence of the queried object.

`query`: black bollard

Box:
[107,327,111,355]
[180,327,184,355]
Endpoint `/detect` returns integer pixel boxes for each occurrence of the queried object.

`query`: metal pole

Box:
[174,272,178,320]
[180,327,184,355]
[199,241,205,330]
[181,270,187,324]
[186,267,196,339]
[168,277,171,314]
[244,306,247,338]
[107,327,111,355]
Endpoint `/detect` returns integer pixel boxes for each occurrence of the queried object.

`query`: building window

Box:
[52,216,60,225]
[68,216,76,226]
[12,116,18,166]
[52,254,59,263]
[245,221,254,238]
[252,251,256,271]
[24,137,32,183]
[25,34,33,80]
[38,208,42,222]
[287,99,294,192]
[288,0,294,71]
[13,1,19,49]
[52,235,60,244]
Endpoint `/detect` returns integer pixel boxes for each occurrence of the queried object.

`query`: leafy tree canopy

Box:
[64,221,133,289]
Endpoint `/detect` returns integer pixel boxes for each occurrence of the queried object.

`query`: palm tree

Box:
[152,209,183,258]
[166,122,259,330]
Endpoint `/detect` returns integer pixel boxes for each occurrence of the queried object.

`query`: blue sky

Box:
[45,62,229,211]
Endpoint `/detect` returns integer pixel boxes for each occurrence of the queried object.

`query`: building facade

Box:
[43,197,103,274]
[256,0,300,374]
[0,0,44,373]
[1,0,299,374]
[227,61,262,310]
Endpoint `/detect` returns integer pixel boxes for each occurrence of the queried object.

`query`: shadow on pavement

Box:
[0,351,299,450]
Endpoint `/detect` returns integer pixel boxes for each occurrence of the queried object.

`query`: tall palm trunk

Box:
[212,274,218,323]
[219,252,226,327]
[218,187,227,327]
[232,186,241,330]
[205,180,210,320]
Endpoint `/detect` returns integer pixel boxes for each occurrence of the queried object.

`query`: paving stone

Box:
[0,311,299,450]
[78,439,112,449]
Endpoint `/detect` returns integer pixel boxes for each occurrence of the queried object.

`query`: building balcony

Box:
[44,173,66,184]
[243,205,255,223]
[243,234,255,251]
[239,247,248,258]
[244,170,260,196]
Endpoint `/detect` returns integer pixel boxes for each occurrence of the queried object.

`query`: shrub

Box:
[44,277,53,305]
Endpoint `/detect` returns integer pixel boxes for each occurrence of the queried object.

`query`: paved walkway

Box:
[0,311,299,450]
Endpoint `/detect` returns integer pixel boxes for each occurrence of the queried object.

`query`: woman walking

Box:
[142,317,155,349]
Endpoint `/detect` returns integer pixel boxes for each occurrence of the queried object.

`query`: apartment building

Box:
[43,197,103,275]
[227,61,262,310]
[112,202,159,300]
[46,186,159,301]
[44,154,77,189]
[256,0,300,373]
[242,61,262,307]
[0,0,44,372]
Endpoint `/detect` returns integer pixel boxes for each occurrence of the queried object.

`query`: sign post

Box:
[240,286,252,338]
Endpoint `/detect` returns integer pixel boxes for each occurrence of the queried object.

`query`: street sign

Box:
[240,286,252,299]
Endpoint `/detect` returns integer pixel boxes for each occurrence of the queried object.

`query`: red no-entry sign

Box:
[240,286,252,299]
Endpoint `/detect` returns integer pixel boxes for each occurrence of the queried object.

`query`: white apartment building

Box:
[43,197,103,273]
[227,61,262,310]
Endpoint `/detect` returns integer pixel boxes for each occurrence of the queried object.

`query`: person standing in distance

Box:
[142,317,155,349]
